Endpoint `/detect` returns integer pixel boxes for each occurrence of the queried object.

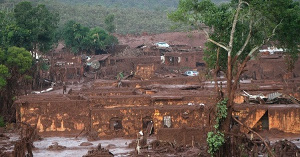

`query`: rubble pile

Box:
[47,142,66,150]
[272,140,300,157]
[4,32,300,156]
[83,144,113,157]
[134,140,205,156]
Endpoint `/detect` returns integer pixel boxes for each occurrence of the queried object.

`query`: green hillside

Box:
[57,0,229,10]
[0,0,229,34]
[57,0,179,10]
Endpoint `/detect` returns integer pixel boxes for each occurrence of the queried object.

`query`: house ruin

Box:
[14,43,300,148]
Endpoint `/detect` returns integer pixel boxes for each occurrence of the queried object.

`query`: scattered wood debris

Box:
[272,139,300,156]
[47,142,66,150]
[82,144,114,157]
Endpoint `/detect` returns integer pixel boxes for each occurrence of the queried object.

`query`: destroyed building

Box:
[16,75,216,143]
[15,77,300,148]
[14,42,300,148]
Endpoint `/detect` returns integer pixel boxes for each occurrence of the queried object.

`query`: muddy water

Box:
[33,137,136,157]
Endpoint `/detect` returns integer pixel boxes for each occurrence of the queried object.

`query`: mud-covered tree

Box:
[169,0,300,156]
[0,47,32,121]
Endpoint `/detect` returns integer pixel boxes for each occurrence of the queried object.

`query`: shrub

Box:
[0,116,5,127]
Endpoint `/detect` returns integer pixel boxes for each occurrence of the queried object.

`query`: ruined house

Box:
[15,76,216,146]
[15,74,300,147]
[164,52,198,68]
[49,52,83,84]
[162,44,204,69]
[14,43,300,148]
[233,104,300,134]
[243,53,300,80]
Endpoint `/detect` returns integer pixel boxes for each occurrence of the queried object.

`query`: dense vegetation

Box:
[57,0,231,8]
[0,1,122,122]
[0,0,229,34]
[62,20,118,55]
[0,1,57,121]
[0,0,235,123]
[57,0,179,10]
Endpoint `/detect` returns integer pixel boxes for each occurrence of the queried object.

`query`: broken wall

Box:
[164,52,198,68]
[244,56,300,80]
[135,64,155,80]
[88,94,212,109]
[110,56,161,72]
[16,88,213,138]
[17,97,90,135]
[157,127,207,147]
[268,107,300,133]
[233,105,300,134]
[91,105,208,138]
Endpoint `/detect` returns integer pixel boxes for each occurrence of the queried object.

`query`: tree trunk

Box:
[222,55,250,133]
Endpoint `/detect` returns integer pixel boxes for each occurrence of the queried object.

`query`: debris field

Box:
[1,31,300,156]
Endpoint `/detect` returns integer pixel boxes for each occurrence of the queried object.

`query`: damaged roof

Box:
[89,54,111,62]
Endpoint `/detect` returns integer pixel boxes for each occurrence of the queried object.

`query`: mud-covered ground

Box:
[1,128,299,157]
[1,30,300,156]
[33,137,136,157]
[116,31,207,48]
[0,130,154,157]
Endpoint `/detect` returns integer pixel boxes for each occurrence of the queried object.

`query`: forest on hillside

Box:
[58,0,179,10]
[0,0,229,34]
[58,0,230,9]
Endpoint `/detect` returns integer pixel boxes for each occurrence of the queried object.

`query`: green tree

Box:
[1,24,31,50]
[0,64,9,88]
[87,27,118,54]
[1,0,187,34]
[87,27,108,53]
[12,1,59,91]
[14,1,59,52]
[170,0,300,156]
[272,1,300,72]
[0,11,14,48]
[0,47,32,121]
[63,20,90,54]
[104,14,116,33]
[63,20,118,54]
[0,1,59,122]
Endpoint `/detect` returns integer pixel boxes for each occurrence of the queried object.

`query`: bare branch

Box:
[236,20,252,57]
[202,1,251,55]
[228,0,243,56]
[253,17,263,26]
[200,25,229,52]
[248,19,283,57]
[236,3,252,57]
[232,116,275,157]
[229,0,250,57]
[202,28,210,38]
[207,38,229,51]
[247,45,260,57]
[198,22,229,52]
[240,1,250,6]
